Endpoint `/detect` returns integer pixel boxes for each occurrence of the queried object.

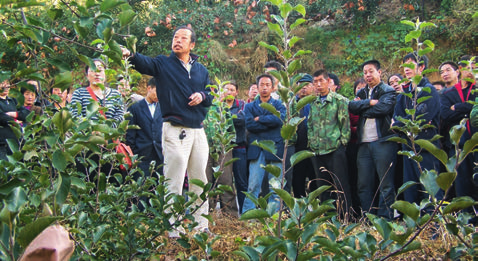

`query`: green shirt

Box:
[307,91,350,155]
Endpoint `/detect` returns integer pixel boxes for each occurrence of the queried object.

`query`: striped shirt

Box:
[69,87,124,127]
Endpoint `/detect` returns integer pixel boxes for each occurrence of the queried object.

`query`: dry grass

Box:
[151,212,475,260]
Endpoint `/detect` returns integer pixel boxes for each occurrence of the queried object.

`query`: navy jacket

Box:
[244,97,286,161]
[349,81,397,143]
[0,97,29,145]
[126,99,163,161]
[130,51,213,128]
[393,77,440,140]
[441,82,477,146]
[229,99,246,146]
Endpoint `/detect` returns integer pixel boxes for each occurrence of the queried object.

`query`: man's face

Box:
[439,64,458,86]
[329,82,338,92]
[147,86,158,103]
[460,65,475,83]
[298,82,313,98]
[0,80,10,97]
[363,64,381,87]
[403,58,423,80]
[355,82,366,95]
[51,87,67,101]
[248,84,258,100]
[171,29,195,56]
[265,67,279,90]
[23,89,36,106]
[258,77,273,99]
[87,61,106,86]
[388,75,403,92]
[223,83,237,101]
[313,75,330,96]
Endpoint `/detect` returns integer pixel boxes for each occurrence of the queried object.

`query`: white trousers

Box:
[162,122,209,229]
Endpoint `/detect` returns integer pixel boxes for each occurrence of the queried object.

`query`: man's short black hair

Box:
[387,73,403,85]
[312,69,328,79]
[264,61,284,71]
[431,81,445,88]
[85,58,106,74]
[147,78,156,88]
[328,73,340,87]
[362,60,381,70]
[256,74,275,86]
[403,52,429,70]
[438,61,459,71]
[173,25,197,43]
[226,81,239,90]
[458,55,477,67]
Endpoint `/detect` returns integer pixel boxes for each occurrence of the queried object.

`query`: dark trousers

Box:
[357,141,397,220]
[292,148,316,198]
[311,145,352,215]
[403,144,442,204]
[233,147,248,214]
[136,151,163,181]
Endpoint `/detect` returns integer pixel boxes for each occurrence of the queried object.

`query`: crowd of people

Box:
[1,26,477,239]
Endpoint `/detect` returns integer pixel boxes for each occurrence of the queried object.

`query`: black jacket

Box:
[393,77,440,140]
[130,51,213,128]
[441,82,477,146]
[349,81,397,143]
[0,96,29,145]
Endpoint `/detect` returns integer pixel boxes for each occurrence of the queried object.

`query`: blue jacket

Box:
[244,97,286,161]
[126,99,163,161]
[130,51,213,128]
[393,77,440,140]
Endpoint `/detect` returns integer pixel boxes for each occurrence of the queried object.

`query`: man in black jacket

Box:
[393,53,441,205]
[349,60,398,220]
[0,79,29,160]
[122,26,213,237]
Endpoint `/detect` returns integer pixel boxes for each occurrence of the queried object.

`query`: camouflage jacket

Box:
[308,91,350,155]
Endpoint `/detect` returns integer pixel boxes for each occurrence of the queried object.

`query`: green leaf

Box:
[422,40,435,49]
[420,170,439,198]
[302,205,334,223]
[442,197,476,215]
[52,150,67,171]
[267,22,283,37]
[264,164,281,178]
[96,19,113,39]
[47,8,63,21]
[103,25,113,44]
[293,4,306,16]
[418,47,433,56]
[281,123,296,141]
[308,185,331,201]
[259,102,281,119]
[400,20,416,28]
[287,59,301,75]
[274,188,294,210]
[397,181,418,197]
[415,139,448,166]
[73,21,88,40]
[280,3,293,19]
[391,200,419,221]
[436,172,456,191]
[235,246,260,261]
[459,132,478,162]
[56,173,71,206]
[119,9,136,27]
[79,16,94,27]
[259,41,279,54]
[419,22,436,29]
[370,216,392,240]
[0,177,26,196]
[290,18,306,30]
[93,224,109,243]
[240,209,270,220]
[295,95,316,113]
[388,136,408,144]
[126,35,137,54]
[405,30,421,42]
[402,240,422,253]
[450,121,466,145]
[5,187,27,212]
[100,0,125,12]
[17,217,63,248]
[290,150,314,167]
[251,140,277,155]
